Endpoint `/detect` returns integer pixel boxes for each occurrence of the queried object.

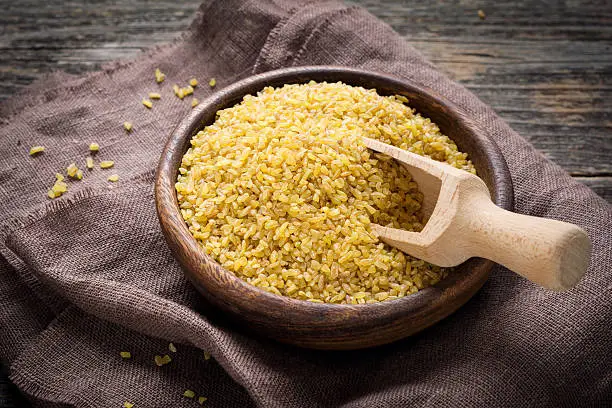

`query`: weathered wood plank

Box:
[575,177,612,203]
[0,0,609,201]
[0,0,198,100]
[354,0,612,38]
[359,0,612,202]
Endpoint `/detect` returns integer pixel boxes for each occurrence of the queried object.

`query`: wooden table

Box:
[1,0,610,202]
[0,0,610,405]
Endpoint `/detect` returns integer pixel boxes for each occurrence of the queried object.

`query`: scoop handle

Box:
[461,197,591,290]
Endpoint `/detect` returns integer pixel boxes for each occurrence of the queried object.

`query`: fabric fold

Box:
[10,307,255,408]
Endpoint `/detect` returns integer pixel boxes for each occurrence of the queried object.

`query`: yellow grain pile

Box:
[176,81,475,304]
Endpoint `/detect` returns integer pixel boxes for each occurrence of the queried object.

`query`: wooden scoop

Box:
[364,137,591,291]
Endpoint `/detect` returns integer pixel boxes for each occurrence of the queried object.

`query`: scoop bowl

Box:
[364,137,590,291]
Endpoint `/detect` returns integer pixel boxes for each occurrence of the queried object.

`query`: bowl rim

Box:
[155,66,514,342]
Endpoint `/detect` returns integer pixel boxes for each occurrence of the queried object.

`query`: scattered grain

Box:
[123,402,134,408]
[49,175,68,199]
[155,68,166,83]
[208,78,216,87]
[478,9,486,19]
[191,98,199,108]
[154,354,172,366]
[189,78,199,87]
[173,84,185,99]
[198,396,207,405]
[183,390,195,399]
[86,157,94,169]
[149,92,161,100]
[124,121,133,132]
[120,351,131,359]
[89,143,100,152]
[168,343,177,353]
[29,146,45,155]
[108,174,119,182]
[142,99,153,109]
[66,163,79,178]
[52,181,67,194]
[100,160,114,169]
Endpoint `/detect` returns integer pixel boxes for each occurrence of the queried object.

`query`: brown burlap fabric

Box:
[1,0,610,407]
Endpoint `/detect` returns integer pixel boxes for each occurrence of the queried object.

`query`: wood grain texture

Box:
[0,0,609,202]
[1,0,609,201]
[155,66,514,349]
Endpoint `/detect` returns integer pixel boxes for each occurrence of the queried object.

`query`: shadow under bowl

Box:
[155,66,513,350]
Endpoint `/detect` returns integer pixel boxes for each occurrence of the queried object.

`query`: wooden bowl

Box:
[155,66,513,350]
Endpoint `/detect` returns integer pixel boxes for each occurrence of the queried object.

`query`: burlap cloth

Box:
[1,0,610,407]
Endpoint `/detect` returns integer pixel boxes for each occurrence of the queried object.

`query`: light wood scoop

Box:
[364,137,591,291]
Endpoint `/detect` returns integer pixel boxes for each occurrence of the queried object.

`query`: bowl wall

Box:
[155,66,513,350]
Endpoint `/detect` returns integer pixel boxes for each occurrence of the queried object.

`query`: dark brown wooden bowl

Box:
[155,66,513,350]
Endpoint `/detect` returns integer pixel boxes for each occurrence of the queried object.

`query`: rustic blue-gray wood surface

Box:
[1,0,610,406]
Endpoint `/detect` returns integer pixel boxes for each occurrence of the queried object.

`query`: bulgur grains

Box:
[52,181,67,194]
[86,157,94,169]
[198,396,207,405]
[66,163,80,179]
[208,78,216,87]
[176,82,475,304]
[100,160,114,169]
[120,351,131,359]
[124,121,133,132]
[154,354,171,366]
[168,343,177,353]
[149,92,161,100]
[108,174,119,182]
[155,68,166,83]
[183,390,195,399]
[123,402,134,408]
[142,99,153,109]
[89,143,100,152]
[48,174,68,199]
[29,146,45,155]
[190,78,199,87]
[191,98,199,108]
[48,173,68,199]
[173,85,185,100]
